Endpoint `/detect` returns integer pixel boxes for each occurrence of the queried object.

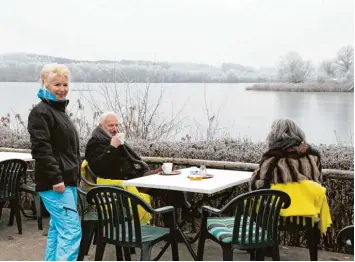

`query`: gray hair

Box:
[266,118,306,147]
[99,111,119,124]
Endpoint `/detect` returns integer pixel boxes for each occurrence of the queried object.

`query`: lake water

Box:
[0,82,353,145]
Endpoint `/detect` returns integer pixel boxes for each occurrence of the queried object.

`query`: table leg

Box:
[154,188,236,261]
[177,225,198,260]
[154,225,198,261]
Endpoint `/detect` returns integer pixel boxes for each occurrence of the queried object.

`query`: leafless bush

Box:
[182,85,228,142]
[128,138,354,171]
[0,112,30,149]
[77,81,186,141]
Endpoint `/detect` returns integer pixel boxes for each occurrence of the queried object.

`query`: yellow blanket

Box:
[271,180,332,235]
[80,160,96,191]
[81,160,152,225]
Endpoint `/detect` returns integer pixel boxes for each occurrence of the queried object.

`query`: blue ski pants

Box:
[39,186,82,261]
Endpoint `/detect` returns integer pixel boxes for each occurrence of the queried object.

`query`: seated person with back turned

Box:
[249,118,331,236]
[250,118,322,190]
[85,112,191,226]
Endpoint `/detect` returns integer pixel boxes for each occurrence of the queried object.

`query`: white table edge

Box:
[122,175,251,195]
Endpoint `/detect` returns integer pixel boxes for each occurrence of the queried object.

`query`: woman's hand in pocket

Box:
[53,182,65,193]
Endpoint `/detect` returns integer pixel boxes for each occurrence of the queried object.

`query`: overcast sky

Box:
[0,0,353,67]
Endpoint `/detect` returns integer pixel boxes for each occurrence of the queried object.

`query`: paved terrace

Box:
[0,210,353,261]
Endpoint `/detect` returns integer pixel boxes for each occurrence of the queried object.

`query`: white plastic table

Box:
[123,167,252,260]
[0,152,33,162]
[123,167,252,194]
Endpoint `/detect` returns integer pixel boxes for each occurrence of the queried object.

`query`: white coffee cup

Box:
[117,133,125,145]
[162,163,173,174]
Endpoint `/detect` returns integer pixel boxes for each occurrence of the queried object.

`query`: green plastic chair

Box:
[196,189,291,261]
[19,167,43,230]
[77,170,129,260]
[0,159,28,234]
[87,186,179,261]
[337,225,354,255]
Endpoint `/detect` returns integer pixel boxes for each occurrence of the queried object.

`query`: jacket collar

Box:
[41,98,69,111]
[37,88,69,111]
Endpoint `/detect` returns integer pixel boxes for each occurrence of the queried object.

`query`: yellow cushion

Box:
[96,177,152,225]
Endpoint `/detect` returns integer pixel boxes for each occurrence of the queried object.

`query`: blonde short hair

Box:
[40,63,70,88]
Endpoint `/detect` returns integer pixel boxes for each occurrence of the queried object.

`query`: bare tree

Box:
[183,85,228,142]
[77,62,185,141]
[203,87,223,141]
[335,45,354,74]
[320,60,336,78]
[277,52,314,83]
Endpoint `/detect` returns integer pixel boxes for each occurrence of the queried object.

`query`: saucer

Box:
[158,170,181,175]
[187,174,214,179]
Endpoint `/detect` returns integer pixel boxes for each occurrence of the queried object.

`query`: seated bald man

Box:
[85,112,191,224]
[85,112,158,181]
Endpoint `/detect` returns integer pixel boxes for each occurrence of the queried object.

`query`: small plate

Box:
[158,170,181,175]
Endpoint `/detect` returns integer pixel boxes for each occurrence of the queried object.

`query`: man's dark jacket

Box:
[85,127,148,180]
[27,99,81,192]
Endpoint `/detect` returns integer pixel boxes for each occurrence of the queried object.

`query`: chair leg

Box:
[78,221,96,261]
[8,201,15,226]
[115,246,123,261]
[93,227,98,245]
[171,236,179,261]
[34,194,43,230]
[0,202,3,219]
[140,244,153,261]
[196,231,207,260]
[249,249,256,261]
[307,221,318,261]
[86,224,97,255]
[123,247,132,261]
[13,199,22,235]
[9,200,22,234]
[221,245,233,261]
[94,241,106,261]
[272,244,280,261]
[129,247,136,255]
[311,225,319,261]
[255,248,265,261]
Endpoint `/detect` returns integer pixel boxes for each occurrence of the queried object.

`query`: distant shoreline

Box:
[0,80,262,84]
[1,81,353,92]
[246,83,354,92]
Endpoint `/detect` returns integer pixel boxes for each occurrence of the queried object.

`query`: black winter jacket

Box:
[27,99,81,192]
[85,126,149,180]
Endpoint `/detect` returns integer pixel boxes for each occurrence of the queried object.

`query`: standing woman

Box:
[28,63,82,261]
